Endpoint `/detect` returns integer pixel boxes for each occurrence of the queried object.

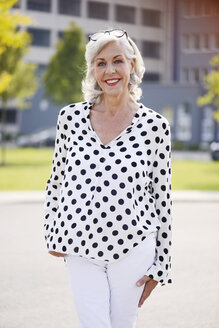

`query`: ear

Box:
[130,57,136,74]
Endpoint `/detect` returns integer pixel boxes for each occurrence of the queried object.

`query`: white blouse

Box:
[44,101,173,286]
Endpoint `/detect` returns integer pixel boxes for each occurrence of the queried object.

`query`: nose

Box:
[105,63,115,74]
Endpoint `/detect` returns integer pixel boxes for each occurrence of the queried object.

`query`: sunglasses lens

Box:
[111,29,125,38]
[90,32,104,41]
[89,29,127,41]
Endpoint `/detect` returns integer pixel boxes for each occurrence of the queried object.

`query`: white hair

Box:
[81,32,145,104]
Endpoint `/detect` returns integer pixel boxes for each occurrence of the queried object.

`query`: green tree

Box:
[43,21,86,105]
[197,55,219,141]
[0,0,38,166]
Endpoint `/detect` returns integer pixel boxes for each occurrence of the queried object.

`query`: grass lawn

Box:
[0,148,219,191]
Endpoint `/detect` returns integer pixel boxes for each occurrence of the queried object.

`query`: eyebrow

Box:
[95,54,123,61]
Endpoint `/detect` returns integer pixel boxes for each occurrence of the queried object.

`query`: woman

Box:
[44,28,172,328]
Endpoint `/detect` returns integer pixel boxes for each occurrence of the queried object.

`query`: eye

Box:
[114,59,122,64]
[97,62,105,67]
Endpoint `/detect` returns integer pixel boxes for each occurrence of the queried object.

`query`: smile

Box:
[105,79,120,86]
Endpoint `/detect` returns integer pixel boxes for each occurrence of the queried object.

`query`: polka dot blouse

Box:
[44,101,172,286]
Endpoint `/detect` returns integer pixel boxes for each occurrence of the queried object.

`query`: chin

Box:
[103,87,124,97]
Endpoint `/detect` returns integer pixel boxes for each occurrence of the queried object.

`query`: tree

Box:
[42,21,86,105]
[197,55,219,141]
[0,0,31,92]
[0,0,38,165]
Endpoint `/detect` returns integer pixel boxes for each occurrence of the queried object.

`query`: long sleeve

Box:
[145,120,173,286]
[43,107,67,244]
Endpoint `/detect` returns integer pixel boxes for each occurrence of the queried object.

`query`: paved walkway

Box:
[0,200,218,327]
[0,190,219,204]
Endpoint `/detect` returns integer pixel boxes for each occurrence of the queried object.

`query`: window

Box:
[181,68,189,82]
[143,72,160,82]
[115,5,136,24]
[203,68,209,76]
[200,68,209,88]
[202,34,209,49]
[141,9,161,27]
[176,102,192,141]
[58,0,81,16]
[58,31,64,39]
[190,68,199,83]
[27,0,51,12]
[201,106,214,142]
[87,1,109,20]
[193,34,200,49]
[0,109,17,124]
[142,41,160,58]
[28,28,51,47]
[183,34,190,49]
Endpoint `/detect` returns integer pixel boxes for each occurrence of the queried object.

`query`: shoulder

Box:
[58,101,89,117]
[57,101,91,124]
[141,104,171,136]
[141,104,170,127]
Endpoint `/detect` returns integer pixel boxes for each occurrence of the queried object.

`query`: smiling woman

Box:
[93,43,135,101]
[43,28,173,328]
[82,28,145,104]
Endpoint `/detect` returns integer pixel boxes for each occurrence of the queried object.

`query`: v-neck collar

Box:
[84,102,144,148]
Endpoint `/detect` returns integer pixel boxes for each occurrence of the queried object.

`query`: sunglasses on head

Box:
[88,29,128,42]
[88,29,135,55]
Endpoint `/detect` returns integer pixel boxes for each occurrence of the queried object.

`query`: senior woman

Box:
[44,28,172,328]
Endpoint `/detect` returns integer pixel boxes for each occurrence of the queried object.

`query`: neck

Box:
[100,92,137,116]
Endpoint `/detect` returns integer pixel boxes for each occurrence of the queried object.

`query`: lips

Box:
[105,79,120,86]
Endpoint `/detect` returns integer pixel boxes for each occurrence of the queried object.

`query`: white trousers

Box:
[64,231,157,328]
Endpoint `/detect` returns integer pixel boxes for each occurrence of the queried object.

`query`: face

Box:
[93,40,135,99]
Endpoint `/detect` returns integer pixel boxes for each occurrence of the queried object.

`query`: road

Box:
[0,199,219,328]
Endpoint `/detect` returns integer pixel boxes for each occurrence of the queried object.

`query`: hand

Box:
[49,251,67,257]
[136,275,158,307]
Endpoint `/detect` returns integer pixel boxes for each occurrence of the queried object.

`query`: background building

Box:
[2,0,219,145]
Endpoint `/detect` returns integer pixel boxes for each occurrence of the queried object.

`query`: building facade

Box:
[1,0,219,145]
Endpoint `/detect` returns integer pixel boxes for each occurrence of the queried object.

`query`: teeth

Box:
[106,79,119,83]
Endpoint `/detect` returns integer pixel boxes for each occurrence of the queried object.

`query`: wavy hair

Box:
[81,31,145,104]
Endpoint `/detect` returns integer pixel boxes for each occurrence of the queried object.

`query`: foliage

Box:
[42,21,86,105]
[0,0,33,92]
[0,0,38,166]
[197,55,219,122]
[5,60,38,109]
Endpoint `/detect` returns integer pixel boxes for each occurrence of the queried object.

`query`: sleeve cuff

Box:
[145,262,172,287]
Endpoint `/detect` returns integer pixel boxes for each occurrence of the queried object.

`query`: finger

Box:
[138,280,158,307]
[139,284,151,306]
[136,275,151,287]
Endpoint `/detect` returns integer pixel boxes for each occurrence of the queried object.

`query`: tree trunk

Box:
[0,99,7,166]
[213,117,218,142]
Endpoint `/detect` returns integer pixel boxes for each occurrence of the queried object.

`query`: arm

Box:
[43,108,67,245]
[145,119,173,286]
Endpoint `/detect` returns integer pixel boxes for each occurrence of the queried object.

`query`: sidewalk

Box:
[0,190,219,204]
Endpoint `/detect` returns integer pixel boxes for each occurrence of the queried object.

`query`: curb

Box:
[0,190,219,204]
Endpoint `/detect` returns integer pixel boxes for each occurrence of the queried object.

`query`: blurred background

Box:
[0,0,219,190]
[0,1,219,328]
